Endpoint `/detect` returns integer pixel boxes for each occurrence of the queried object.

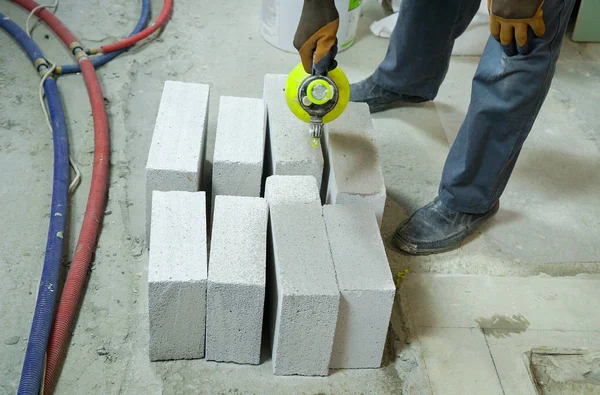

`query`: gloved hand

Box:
[488,0,545,55]
[293,0,339,75]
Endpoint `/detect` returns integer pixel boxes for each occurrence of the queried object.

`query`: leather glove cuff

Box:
[294,0,340,74]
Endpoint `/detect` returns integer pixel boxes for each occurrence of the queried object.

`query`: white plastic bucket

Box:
[260,0,363,53]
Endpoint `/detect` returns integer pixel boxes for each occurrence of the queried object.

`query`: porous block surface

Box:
[212,96,266,201]
[323,204,395,368]
[263,74,324,189]
[264,176,340,376]
[324,102,386,226]
[206,195,268,364]
[145,81,209,242]
[148,191,207,361]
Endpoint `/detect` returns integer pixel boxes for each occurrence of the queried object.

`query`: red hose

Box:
[100,0,172,53]
[44,59,109,394]
[11,1,109,393]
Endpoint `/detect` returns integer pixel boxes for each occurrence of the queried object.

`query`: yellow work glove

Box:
[293,0,339,75]
[489,0,545,55]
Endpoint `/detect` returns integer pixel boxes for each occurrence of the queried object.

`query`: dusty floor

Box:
[1,0,600,394]
[400,274,600,394]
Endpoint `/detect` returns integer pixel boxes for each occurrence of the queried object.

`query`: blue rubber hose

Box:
[0,13,70,395]
[19,77,69,395]
[58,0,150,74]
[0,12,45,64]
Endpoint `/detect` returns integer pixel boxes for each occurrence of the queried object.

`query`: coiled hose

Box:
[11,0,110,393]
[0,13,70,395]
[57,0,150,74]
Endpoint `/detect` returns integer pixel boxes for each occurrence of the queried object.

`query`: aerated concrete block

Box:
[264,175,340,376]
[323,102,386,226]
[263,74,324,189]
[145,81,209,244]
[263,175,321,206]
[212,96,266,204]
[148,191,207,361]
[323,204,395,369]
[206,195,268,364]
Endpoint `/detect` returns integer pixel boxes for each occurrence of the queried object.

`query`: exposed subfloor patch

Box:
[530,348,600,395]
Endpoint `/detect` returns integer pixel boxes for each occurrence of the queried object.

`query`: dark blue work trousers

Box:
[373,0,577,213]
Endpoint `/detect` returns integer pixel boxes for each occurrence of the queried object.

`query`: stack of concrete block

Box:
[144,76,394,374]
[148,191,207,361]
[323,102,386,226]
[206,195,268,365]
[145,81,209,244]
[264,175,340,376]
[263,74,324,189]
[211,96,266,203]
[323,204,395,369]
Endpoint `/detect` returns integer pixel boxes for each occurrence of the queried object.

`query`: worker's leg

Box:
[351,0,481,112]
[439,0,577,213]
[394,0,578,254]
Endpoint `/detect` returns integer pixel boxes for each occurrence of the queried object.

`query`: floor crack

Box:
[482,328,507,395]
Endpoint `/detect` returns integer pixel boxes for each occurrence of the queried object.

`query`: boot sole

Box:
[356,97,429,113]
[367,99,407,114]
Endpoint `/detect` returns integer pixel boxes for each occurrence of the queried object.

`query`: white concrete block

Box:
[212,96,266,203]
[263,74,324,189]
[323,204,395,369]
[206,196,268,365]
[263,175,321,206]
[145,81,209,243]
[324,102,386,226]
[264,176,340,376]
[148,191,207,361]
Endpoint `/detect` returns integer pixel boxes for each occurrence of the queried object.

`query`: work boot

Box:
[350,76,428,113]
[393,198,500,255]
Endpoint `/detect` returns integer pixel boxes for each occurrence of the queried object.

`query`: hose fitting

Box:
[34,57,50,77]
[68,41,82,52]
[73,47,88,62]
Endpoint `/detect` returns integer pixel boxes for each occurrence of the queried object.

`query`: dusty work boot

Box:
[393,198,499,255]
[350,76,428,113]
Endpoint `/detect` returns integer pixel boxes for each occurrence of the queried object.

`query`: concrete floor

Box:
[400,274,600,394]
[1,0,599,393]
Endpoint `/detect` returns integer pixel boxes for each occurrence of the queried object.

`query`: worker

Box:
[294,0,577,255]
